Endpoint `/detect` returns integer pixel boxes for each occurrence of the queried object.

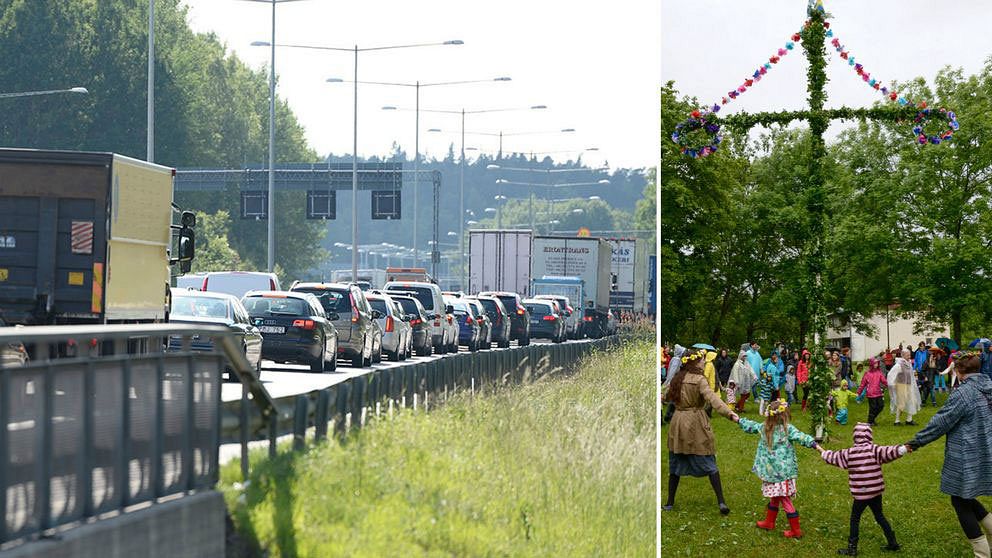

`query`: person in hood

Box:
[818,423,906,555]
[662,345,685,424]
[663,348,739,514]
[888,349,922,426]
[767,353,784,398]
[905,352,992,558]
[858,357,888,426]
[797,350,811,411]
[747,342,763,379]
[716,348,734,390]
[728,350,756,411]
[703,350,718,392]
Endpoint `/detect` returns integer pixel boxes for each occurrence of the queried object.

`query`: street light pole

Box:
[147,0,154,162]
[352,44,359,282]
[459,108,466,289]
[413,81,420,267]
[266,0,276,273]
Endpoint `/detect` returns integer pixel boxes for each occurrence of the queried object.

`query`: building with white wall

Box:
[826,308,949,362]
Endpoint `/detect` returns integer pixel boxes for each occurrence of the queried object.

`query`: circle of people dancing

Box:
[660,340,992,557]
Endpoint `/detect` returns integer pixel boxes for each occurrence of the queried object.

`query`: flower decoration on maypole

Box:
[671,111,722,159]
[670,29,803,158]
[673,0,960,158]
[825,24,960,145]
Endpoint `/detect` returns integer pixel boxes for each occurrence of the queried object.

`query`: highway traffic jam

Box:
[169,266,620,378]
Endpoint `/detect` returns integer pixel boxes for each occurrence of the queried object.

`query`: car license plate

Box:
[259,326,285,334]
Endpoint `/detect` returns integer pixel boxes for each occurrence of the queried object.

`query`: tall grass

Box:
[220,337,656,557]
[660,392,990,557]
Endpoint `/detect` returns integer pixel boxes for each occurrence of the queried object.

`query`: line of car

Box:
[168,270,613,376]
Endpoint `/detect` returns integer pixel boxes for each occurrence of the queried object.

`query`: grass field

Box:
[220,337,655,557]
[660,391,992,557]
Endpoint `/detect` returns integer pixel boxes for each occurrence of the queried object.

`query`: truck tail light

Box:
[269,277,277,290]
[385,316,394,332]
[516,306,525,315]
[292,319,316,330]
[201,276,209,291]
[542,315,556,321]
[350,293,359,323]
[583,316,593,322]
[566,305,574,314]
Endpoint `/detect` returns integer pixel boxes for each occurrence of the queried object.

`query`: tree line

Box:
[660,60,992,349]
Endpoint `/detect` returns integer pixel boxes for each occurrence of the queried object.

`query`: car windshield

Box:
[388,287,434,311]
[393,298,421,316]
[368,299,389,315]
[172,296,229,319]
[524,303,550,316]
[496,295,518,311]
[294,288,352,314]
[243,297,308,316]
[478,299,499,315]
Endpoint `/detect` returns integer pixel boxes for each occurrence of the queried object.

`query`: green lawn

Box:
[660,391,991,557]
[220,337,655,558]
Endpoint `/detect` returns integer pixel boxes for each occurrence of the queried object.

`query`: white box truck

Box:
[531,236,612,336]
[468,230,532,295]
[607,238,636,311]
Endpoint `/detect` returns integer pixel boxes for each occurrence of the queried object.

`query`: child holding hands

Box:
[737,398,820,538]
[818,422,906,555]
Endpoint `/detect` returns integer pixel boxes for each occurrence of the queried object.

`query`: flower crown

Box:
[766,398,789,417]
[681,352,705,364]
[952,350,980,362]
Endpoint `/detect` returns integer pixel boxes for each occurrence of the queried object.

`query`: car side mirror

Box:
[445,305,454,314]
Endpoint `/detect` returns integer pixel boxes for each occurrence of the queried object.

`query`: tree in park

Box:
[669,0,962,437]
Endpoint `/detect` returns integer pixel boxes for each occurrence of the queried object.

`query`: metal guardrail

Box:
[0,324,274,548]
[222,334,628,473]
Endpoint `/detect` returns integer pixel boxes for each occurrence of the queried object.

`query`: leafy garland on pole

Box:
[800,4,833,438]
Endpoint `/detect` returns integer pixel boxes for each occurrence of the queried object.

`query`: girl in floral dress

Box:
[737,398,821,538]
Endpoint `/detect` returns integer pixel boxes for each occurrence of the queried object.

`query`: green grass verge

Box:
[661,391,990,557]
[221,338,656,557]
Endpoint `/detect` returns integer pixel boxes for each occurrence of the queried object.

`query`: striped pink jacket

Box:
[821,422,906,500]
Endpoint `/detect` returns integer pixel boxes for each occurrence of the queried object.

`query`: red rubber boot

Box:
[756,503,779,530]
[783,512,803,538]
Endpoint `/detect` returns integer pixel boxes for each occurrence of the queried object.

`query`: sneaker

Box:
[662,505,674,512]
[881,542,901,551]
[894,421,901,426]
[719,503,730,515]
[906,421,916,426]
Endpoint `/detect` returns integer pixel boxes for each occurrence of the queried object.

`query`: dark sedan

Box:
[522,299,565,343]
[169,288,263,377]
[389,293,433,356]
[242,291,339,372]
[475,295,512,348]
[478,291,530,346]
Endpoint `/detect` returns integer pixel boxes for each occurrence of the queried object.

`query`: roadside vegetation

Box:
[220,334,655,557]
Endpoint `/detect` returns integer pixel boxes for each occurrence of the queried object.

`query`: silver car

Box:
[366,292,412,361]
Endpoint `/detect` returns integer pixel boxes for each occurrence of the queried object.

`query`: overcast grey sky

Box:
[182,0,660,170]
[662,0,991,140]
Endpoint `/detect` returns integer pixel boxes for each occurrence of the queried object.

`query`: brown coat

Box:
[666,373,734,455]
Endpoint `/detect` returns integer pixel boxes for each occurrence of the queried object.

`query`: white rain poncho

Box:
[888,357,922,416]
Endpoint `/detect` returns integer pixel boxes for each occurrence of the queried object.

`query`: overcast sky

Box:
[661,0,991,141]
[182,0,660,170]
